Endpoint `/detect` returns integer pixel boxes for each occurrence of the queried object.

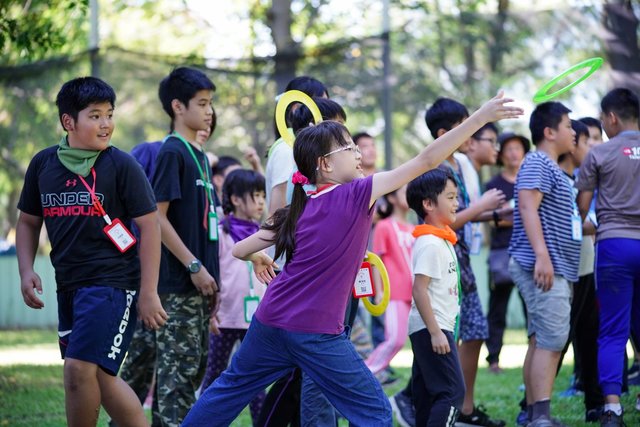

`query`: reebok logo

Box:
[107,290,136,360]
[65,179,77,187]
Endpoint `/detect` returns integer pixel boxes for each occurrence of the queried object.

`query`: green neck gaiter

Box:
[56,136,103,177]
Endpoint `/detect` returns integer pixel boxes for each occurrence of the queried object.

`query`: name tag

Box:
[208,211,219,241]
[571,215,583,241]
[104,218,136,253]
[353,262,375,298]
[470,227,483,255]
[244,296,260,323]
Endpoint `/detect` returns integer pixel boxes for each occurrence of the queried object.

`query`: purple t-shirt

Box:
[255,176,374,334]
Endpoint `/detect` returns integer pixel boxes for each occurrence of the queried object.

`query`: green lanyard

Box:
[244,261,260,323]
[443,160,470,207]
[171,132,218,241]
[246,261,255,297]
[444,240,462,341]
[171,132,215,209]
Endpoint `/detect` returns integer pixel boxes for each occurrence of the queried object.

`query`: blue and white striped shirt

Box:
[509,151,581,282]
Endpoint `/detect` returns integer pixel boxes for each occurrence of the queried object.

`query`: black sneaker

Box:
[390,392,415,427]
[455,405,506,427]
[600,410,626,427]
[586,407,603,423]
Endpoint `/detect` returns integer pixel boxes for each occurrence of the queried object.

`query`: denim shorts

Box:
[509,258,571,351]
[58,286,138,375]
[459,290,489,342]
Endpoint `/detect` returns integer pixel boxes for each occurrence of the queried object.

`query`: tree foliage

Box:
[0,0,89,63]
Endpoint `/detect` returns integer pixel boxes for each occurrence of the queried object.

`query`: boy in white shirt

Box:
[406,168,465,426]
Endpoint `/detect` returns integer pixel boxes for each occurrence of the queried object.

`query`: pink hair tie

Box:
[292,171,310,185]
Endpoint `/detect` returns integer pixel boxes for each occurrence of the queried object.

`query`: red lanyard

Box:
[77,168,111,225]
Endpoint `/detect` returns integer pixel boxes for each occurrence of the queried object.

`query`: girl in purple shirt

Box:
[183,94,522,426]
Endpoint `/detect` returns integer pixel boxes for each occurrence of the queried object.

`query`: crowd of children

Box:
[14,67,640,427]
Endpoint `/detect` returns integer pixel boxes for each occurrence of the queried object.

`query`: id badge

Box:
[104,218,137,253]
[353,262,375,298]
[208,211,219,241]
[244,296,260,323]
[571,215,583,241]
[470,228,483,255]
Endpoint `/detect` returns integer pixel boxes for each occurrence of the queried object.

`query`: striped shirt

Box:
[509,151,580,282]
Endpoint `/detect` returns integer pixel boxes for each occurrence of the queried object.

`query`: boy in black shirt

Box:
[152,67,219,426]
[16,76,166,426]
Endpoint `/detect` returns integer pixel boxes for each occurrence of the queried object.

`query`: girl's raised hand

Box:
[250,251,279,284]
[477,91,524,123]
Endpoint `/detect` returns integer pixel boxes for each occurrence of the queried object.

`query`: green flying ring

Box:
[533,57,604,103]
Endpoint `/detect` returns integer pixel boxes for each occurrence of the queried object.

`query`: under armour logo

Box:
[65,179,77,187]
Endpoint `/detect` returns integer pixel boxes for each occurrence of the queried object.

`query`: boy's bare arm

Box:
[16,212,45,309]
[577,190,594,222]
[413,274,450,354]
[133,211,168,329]
[519,189,554,291]
[156,201,218,296]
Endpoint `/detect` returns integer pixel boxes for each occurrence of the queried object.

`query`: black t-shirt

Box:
[18,146,157,292]
[485,173,514,249]
[152,136,220,294]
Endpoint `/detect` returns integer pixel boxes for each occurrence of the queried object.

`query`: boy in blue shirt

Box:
[16,76,166,426]
[509,101,580,426]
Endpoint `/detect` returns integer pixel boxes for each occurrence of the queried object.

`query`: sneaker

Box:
[390,392,415,427]
[516,409,529,426]
[525,416,568,427]
[586,407,603,423]
[600,410,626,427]
[628,371,640,386]
[558,385,584,398]
[636,393,640,412]
[375,369,400,387]
[629,360,639,376]
[525,416,553,427]
[455,405,506,427]
[489,362,503,374]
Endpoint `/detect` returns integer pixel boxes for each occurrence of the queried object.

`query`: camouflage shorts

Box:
[118,319,156,403]
[154,291,210,427]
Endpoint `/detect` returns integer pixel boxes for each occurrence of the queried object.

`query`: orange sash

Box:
[412,224,458,245]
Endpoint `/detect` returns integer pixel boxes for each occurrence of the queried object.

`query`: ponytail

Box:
[264,183,308,261]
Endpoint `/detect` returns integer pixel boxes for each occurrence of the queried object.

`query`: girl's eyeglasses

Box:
[323,144,361,157]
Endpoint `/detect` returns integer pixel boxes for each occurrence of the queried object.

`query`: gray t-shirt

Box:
[576,131,640,242]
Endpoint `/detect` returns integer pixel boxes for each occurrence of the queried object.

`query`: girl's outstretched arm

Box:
[232,228,276,259]
[233,229,279,284]
[370,92,523,207]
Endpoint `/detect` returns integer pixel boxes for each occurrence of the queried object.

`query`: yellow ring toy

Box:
[362,251,390,316]
[275,90,323,147]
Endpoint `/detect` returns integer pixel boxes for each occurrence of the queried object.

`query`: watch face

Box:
[188,260,201,273]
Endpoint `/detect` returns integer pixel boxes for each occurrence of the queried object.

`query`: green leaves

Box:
[0,0,89,63]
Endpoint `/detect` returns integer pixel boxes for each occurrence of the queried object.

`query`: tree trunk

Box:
[267,0,299,93]
[603,0,640,93]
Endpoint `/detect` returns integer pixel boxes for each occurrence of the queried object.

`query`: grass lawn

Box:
[1,329,638,426]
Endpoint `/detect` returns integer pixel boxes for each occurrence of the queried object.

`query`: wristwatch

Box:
[187,259,202,274]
